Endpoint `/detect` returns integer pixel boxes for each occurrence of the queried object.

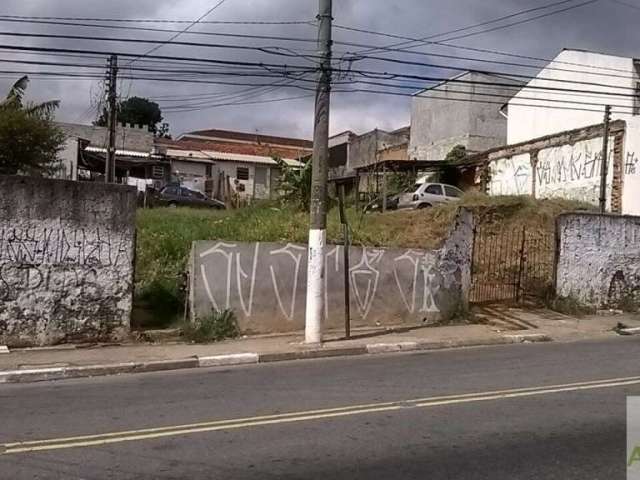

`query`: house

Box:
[409,71,523,161]
[158,128,310,201]
[485,48,640,215]
[56,122,170,187]
[326,127,410,199]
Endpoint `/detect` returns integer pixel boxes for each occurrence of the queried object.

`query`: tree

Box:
[274,156,312,210]
[441,144,468,186]
[0,76,65,176]
[96,96,169,137]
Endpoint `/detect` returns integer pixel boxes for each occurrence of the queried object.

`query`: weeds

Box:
[546,295,596,317]
[183,309,240,343]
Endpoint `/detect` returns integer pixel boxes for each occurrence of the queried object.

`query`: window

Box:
[424,184,443,195]
[444,186,463,198]
[151,165,165,179]
[162,186,178,195]
[236,167,250,181]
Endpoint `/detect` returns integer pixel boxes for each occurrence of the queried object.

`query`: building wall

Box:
[556,212,640,308]
[190,210,474,334]
[56,138,80,181]
[409,72,515,160]
[507,50,637,144]
[483,122,625,212]
[0,176,137,347]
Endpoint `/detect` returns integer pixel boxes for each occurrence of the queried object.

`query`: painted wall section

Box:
[488,154,532,196]
[556,213,640,308]
[190,210,474,334]
[535,137,613,206]
[0,176,137,347]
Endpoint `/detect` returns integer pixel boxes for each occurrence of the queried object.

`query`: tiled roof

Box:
[182,128,313,149]
[157,138,308,160]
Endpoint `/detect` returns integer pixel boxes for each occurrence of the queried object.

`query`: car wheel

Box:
[417,203,432,209]
[168,202,177,209]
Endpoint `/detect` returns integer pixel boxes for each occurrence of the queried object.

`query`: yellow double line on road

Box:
[3,375,640,455]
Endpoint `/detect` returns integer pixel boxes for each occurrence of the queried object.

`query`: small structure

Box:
[56,122,170,188]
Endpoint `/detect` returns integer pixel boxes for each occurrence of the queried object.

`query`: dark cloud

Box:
[0,0,637,139]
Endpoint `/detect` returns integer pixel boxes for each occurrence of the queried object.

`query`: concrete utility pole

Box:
[105,54,118,183]
[599,104,611,213]
[305,0,333,345]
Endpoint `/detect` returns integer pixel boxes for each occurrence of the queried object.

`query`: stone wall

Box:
[190,210,473,334]
[0,176,137,347]
[556,212,640,308]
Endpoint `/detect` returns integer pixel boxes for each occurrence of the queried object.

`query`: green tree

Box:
[441,144,468,186]
[96,96,169,137]
[274,156,312,210]
[0,76,65,176]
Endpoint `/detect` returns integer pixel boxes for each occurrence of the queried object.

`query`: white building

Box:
[501,49,640,215]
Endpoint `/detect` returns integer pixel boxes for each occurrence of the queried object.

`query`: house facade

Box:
[56,122,169,186]
[409,71,522,161]
[160,129,310,201]
[501,49,640,215]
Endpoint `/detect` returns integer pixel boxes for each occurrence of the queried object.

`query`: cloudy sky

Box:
[0,0,637,139]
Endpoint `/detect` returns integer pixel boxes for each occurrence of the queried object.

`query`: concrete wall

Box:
[409,72,517,161]
[556,212,640,308]
[505,50,640,214]
[479,121,626,212]
[190,210,474,334]
[0,176,137,347]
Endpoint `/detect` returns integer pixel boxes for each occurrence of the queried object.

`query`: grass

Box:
[182,309,240,343]
[134,194,595,328]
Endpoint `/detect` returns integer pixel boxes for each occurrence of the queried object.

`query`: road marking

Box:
[3,375,640,455]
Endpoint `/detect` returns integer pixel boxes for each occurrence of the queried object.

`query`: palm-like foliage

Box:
[0,75,65,176]
[0,75,60,117]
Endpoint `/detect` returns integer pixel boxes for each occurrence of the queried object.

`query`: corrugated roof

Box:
[85,146,154,158]
[167,148,303,168]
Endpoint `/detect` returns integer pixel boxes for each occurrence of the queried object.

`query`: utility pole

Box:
[105,54,118,183]
[305,0,332,345]
[599,105,611,213]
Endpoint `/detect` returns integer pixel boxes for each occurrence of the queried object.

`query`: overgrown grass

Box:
[134,194,595,328]
[183,309,240,343]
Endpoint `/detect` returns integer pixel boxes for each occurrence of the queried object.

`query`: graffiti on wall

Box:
[0,226,132,302]
[194,240,466,332]
[626,152,639,176]
[488,154,532,196]
[556,214,640,308]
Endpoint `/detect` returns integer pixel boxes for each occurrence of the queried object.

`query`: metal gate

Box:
[470,225,555,304]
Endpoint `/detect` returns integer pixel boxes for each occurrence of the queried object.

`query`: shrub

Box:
[183,309,240,343]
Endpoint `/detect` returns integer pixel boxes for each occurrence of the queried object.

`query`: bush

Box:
[183,309,240,343]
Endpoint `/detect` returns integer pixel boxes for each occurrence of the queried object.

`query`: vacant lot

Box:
[134,194,593,327]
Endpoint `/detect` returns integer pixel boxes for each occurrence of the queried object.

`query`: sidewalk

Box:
[1,307,639,384]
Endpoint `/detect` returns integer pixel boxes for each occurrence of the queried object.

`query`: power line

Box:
[0,17,319,45]
[438,0,600,43]
[1,45,638,103]
[128,0,231,64]
[1,31,635,94]
[352,0,595,55]
[0,14,313,25]
[332,30,637,82]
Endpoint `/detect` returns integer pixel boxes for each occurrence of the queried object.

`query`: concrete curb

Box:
[0,334,552,384]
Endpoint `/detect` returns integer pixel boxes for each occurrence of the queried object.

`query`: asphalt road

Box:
[1,338,640,479]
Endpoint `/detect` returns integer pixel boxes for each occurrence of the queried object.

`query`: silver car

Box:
[406,183,463,209]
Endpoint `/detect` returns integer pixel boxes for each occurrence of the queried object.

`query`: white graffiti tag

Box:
[269,244,306,321]
[350,248,384,319]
